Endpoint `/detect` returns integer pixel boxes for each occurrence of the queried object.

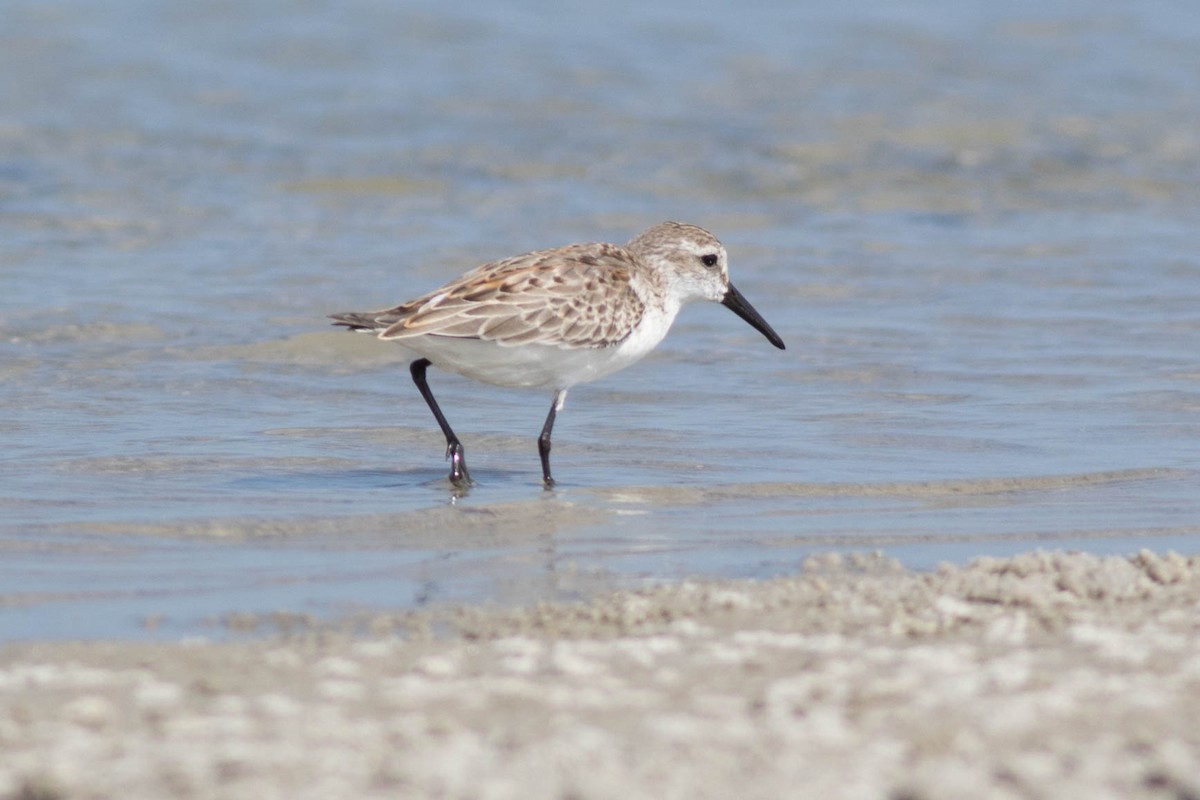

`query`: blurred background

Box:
[3,0,1200,639]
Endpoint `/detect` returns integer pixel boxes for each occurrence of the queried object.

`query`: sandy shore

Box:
[3,550,1200,799]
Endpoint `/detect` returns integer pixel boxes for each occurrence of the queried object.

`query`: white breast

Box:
[395,300,680,390]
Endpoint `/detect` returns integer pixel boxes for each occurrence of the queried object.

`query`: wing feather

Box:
[363,243,646,349]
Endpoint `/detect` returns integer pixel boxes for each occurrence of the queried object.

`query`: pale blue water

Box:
[3,0,1200,640]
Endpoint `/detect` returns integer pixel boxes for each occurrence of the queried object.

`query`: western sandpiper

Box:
[330,221,785,488]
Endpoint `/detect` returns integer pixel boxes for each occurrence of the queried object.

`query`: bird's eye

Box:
[700,253,719,268]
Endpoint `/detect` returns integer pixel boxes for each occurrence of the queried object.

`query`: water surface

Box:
[3,0,1200,639]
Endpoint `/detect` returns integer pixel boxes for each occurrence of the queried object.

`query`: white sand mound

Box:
[2,549,1199,800]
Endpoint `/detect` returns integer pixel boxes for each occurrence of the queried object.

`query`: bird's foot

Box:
[446,442,472,487]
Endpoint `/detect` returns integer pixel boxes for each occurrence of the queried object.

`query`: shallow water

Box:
[3,0,1200,640]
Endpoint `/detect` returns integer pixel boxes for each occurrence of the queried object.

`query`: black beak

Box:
[721,283,785,350]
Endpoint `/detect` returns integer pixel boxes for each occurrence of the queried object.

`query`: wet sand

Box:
[3,549,1199,799]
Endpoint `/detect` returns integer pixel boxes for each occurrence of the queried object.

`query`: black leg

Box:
[538,389,567,488]
[409,358,471,486]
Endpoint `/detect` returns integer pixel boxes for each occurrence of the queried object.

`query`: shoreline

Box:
[3,549,1199,799]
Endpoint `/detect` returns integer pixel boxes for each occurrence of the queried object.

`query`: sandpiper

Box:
[330,221,785,488]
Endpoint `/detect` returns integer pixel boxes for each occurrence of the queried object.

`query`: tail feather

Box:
[328,312,386,333]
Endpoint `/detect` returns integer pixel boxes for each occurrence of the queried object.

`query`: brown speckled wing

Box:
[372,243,646,349]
